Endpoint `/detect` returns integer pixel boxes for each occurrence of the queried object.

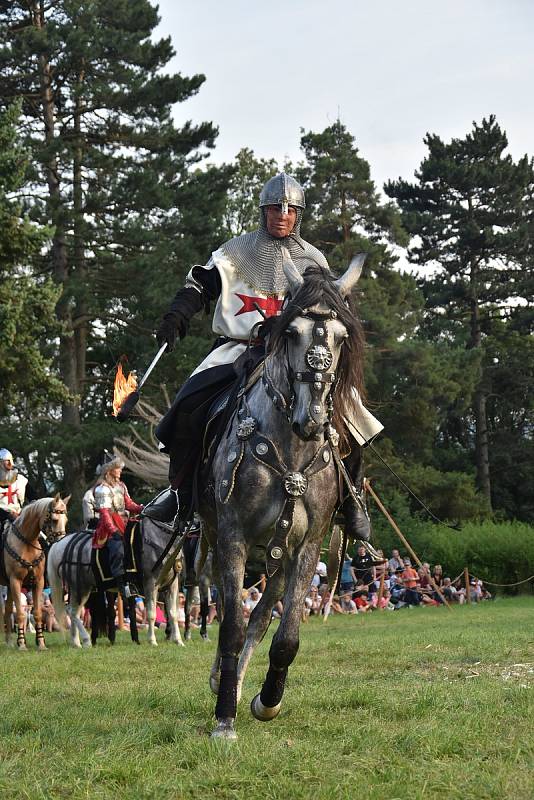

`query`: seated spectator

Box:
[306,586,322,616]
[339,592,357,614]
[244,587,262,618]
[442,577,462,603]
[315,561,328,595]
[432,563,444,587]
[374,550,389,592]
[339,554,355,595]
[402,558,421,606]
[42,591,59,632]
[354,589,371,612]
[377,588,395,610]
[389,575,405,608]
[272,600,283,619]
[388,548,404,575]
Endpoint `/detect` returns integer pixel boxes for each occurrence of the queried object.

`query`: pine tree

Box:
[0,1,223,514]
[0,101,66,414]
[386,117,534,511]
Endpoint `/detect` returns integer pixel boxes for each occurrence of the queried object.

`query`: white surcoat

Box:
[0,474,28,515]
[186,250,383,446]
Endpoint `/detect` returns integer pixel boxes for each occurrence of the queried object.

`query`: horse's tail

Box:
[47,542,68,631]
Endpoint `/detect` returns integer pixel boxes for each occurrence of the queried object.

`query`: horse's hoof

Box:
[173,639,185,647]
[16,643,27,651]
[210,719,237,740]
[148,639,158,647]
[201,633,210,642]
[37,644,47,651]
[209,673,220,695]
[250,694,281,722]
[185,631,192,641]
[82,640,92,649]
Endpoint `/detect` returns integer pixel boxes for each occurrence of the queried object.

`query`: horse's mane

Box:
[267,265,366,451]
[18,497,54,531]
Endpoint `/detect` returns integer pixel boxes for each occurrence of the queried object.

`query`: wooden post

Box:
[377,570,385,608]
[365,480,452,611]
[464,567,471,604]
[117,594,125,630]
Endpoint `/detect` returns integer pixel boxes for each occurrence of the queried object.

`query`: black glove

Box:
[156,312,186,353]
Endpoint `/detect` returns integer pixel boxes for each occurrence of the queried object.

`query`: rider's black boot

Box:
[142,487,179,528]
[340,448,371,542]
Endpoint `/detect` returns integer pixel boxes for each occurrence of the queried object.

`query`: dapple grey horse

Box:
[199,254,366,739]
[47,518,184,647]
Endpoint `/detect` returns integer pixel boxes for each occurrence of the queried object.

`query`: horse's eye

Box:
[284,327,297,338]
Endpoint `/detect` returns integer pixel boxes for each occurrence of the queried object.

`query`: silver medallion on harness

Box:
[283,472,308,497]
[306,345,333,371]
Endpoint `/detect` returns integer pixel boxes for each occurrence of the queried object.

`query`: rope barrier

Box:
[467,572,534,588]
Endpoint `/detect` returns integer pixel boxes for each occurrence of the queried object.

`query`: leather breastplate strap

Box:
[245,429,333,576]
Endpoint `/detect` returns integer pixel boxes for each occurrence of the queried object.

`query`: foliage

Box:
[386,116,534,510]
[0,102,66,417]
[370,491,534,593]
[0,1,228,516]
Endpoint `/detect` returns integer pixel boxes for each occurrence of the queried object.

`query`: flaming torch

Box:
[112,343,167,422]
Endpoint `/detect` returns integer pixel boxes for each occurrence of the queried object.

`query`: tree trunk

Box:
[34,1,86,512]
[468,253,492,511]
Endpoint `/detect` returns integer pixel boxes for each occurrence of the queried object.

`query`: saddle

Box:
[91,520,143,594]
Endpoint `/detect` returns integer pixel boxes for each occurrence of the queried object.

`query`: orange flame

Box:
[112,363,137,417]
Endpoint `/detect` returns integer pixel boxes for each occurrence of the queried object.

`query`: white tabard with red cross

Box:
[187,249,383,446]
[0,474,28,515]
[189,249,285,376]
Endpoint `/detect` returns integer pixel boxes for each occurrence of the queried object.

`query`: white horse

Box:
[47,517,185,647]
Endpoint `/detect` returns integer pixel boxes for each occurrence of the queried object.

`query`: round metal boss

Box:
[306,344,333,371]
[256,442,268,456]
[227,450,237,463]
[237,416,257,440]
[283,471,308,497]
[270,546,283,560]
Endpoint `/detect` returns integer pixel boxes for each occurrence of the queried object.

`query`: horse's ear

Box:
[282,247,304,296]
[63,494,72,506]
[54,492,61,502]
[334,253,367,297]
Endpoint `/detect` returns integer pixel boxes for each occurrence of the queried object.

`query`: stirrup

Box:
[141,487,180,531]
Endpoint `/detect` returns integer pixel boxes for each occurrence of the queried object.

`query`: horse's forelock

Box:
[269,266,366,449]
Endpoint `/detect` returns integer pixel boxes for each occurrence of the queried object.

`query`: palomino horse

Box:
[47,517,185,647]
[199,255,366,739]
[0,495,69,649]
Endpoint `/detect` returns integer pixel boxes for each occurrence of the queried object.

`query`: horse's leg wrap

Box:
[35,623,45,647]
[215,655,238,720]
[260,665,288,708]
[16,625,26,648]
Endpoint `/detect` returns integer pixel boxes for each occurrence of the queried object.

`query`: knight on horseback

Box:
[0,448,28,528]
[92,456,143,599]
[143,173,382,544]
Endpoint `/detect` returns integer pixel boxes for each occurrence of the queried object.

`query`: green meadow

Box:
[1,598,533,800]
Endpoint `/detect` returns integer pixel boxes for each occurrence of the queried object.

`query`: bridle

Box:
[42,501,68,544]
[263,306,341,428]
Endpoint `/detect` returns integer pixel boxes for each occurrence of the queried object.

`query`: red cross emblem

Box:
[234,294,284,318]
[1,484,18,504]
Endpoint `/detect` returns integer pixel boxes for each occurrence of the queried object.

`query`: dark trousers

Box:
[107,532,125,579]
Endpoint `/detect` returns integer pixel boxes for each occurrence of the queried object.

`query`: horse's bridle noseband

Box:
[263,308,341,426]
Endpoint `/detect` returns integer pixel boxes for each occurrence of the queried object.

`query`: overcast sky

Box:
[156,0,534,192]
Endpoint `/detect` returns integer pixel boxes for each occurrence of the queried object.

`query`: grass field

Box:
[0,598,533,800]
